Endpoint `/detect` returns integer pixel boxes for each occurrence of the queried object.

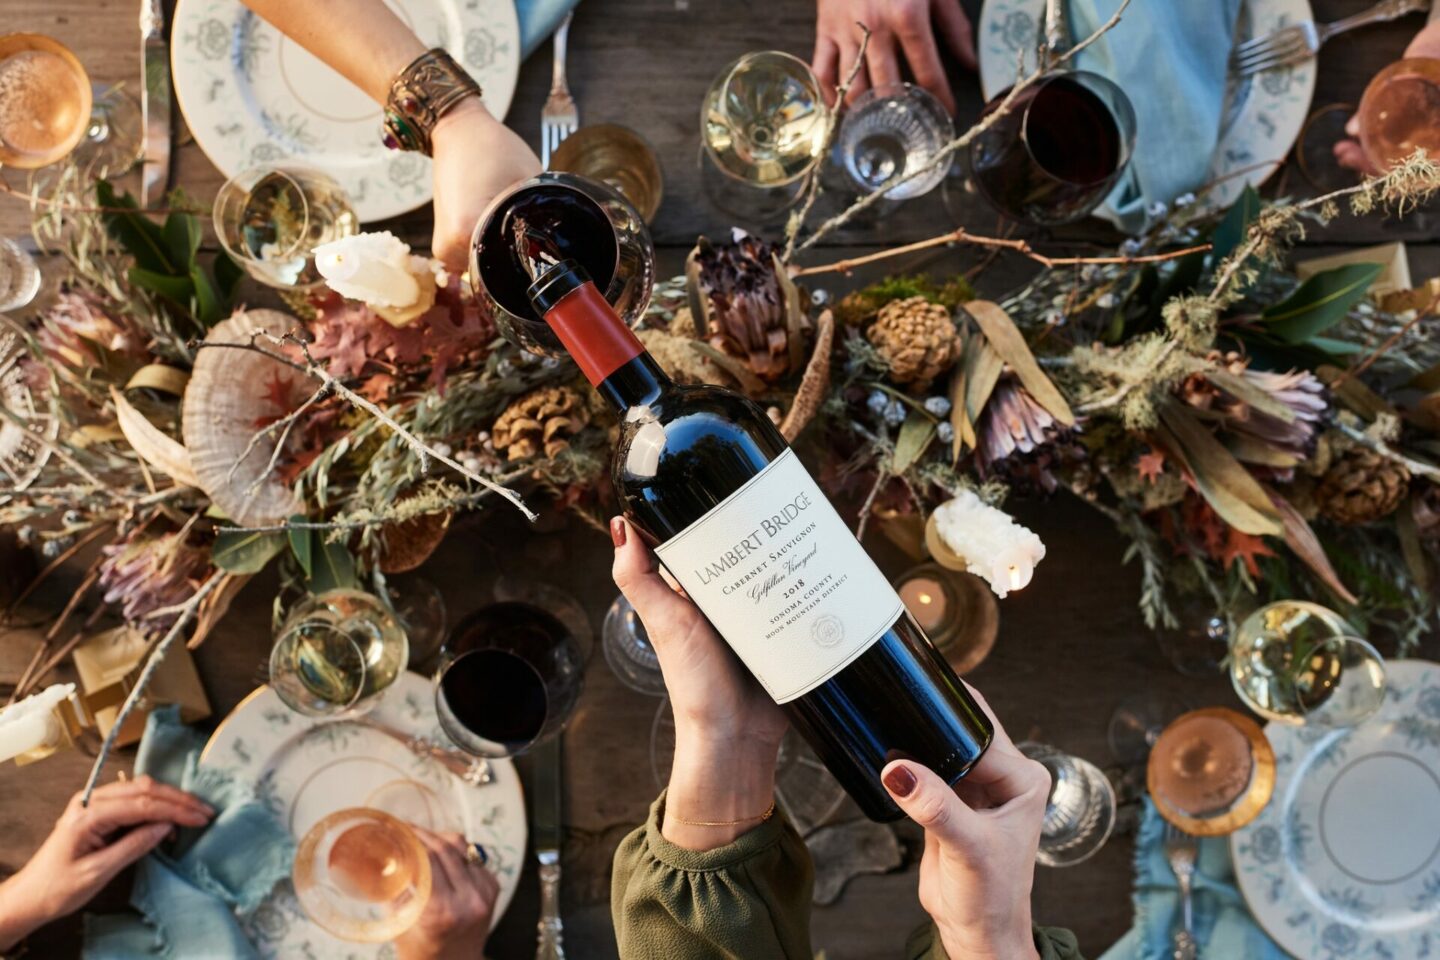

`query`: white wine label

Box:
[654,449,904,703]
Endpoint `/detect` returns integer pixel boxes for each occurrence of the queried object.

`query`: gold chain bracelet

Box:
[667,798,777,828]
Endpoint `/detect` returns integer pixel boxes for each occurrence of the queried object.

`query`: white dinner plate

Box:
[1231,659,1440,959]
[200,672,527,958]
[172,0,521,222]
[977,0,1317,217]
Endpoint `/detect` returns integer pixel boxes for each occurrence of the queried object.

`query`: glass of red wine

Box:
[433,601,585,759]
[969,71,1136,226]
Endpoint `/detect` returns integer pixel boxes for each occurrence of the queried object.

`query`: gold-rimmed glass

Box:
[292,807,431,943]
[1357,57,1440,172]
[213,165,359,289]
[1147,707,1275,837]
[0,33,93,169]
[550,124,664,225]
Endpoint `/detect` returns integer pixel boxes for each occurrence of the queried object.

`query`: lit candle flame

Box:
[918,592,933,605]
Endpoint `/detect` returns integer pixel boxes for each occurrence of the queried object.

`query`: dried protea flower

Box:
[34,289,147,369]
[98,527,212,636]
[974,376,1084,494]
[688,231,808,381]
[1180,352,1327,471]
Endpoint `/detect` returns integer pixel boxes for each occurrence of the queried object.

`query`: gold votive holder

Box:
[550,124,664,224]
[893,562,999,675]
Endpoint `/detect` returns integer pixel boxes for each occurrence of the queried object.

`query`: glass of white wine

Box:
[1230,600,1387,728]
[213,165,359,290]
[292,807,431,943]
[699,51,829,227]
[270,589,408,718]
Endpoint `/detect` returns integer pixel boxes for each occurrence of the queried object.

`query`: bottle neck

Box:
[539,279,672,411]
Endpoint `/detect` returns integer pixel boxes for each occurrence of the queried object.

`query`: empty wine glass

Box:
[602,593,667,696]
[383,574,447,671]
[213,165,359,289]
[270,590,408,718]
[836,83,954,201]
[1147,707,1276,837]
[1108,692,1189,767]
[1357,57,1440,172]
[75,85,144,178]
[292,808,431,942]
[970,71,1136,226]
[698,50,829,227]
[1018,742,1117,867]
[1229,600,1386,727]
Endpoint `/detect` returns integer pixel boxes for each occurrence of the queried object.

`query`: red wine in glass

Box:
[435,602,585,757]
[970,71,1136,226]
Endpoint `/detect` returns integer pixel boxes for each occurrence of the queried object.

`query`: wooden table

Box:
[2,1,1438,957]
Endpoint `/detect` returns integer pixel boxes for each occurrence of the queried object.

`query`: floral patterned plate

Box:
[171,0,520,222]
[977,0,1317,217]
[200,672,526,958]
[1231,659,1440,960]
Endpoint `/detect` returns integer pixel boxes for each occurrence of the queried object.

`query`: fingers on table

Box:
[81,822,174,883]
[80,777,214,833]
[896,17,956,114]
[813,36,841,104]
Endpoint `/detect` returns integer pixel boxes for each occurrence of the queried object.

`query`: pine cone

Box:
[1315,449,1409,525]
[491,385,591,461]
[866,297,959,389]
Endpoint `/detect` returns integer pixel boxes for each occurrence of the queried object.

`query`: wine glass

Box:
[1146,707,1275,836]
[469,171,654,358]
[0,34,93,169]
[76,85,144,178]
[434,601,585,758]
[698,50,829,227]
[383,574,447,671]
[213,165,359,290]
[835,83,954,201]
[0,237,41,312]
[1108,692,1189,767]
[292,808,431,942]
[1229,600,1387,727]
[1153,598,1230,678]
[601,593,667,696]
[969,71,1136,226]
[269,590,408,718]
[1018,742,1117,867]
[1357,58,1440,172]
[550,124,664,225]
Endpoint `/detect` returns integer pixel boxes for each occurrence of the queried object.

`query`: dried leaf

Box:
[1227,435,1299,468]
[1264,487,1359,604]
[1156,402,1282,536]
[124,363,190,396]
[684,241,710,338]
[111,386,201,487]
[1397,492,1431,594]
[773,252,806,376]
[781,310,834,442]
[1316,364,1395,420]
[189,573,251,650]
[892,410,937,474]
[949,337,1003,462]
[962,301,1074,426]
[1206,369,1295,423]
[689,340,767,395]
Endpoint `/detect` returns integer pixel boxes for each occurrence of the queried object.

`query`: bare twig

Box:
[223,381,331,493]
[1330,288,1440,388]
[794,0,1132,254]
[1334,419,1440,483]
[782,23,871,263]
[793,229,1210,276]
[81,571,226,806]
[853,467,888,542]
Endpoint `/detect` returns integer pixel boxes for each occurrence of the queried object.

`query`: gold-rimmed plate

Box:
[201,672,526,958]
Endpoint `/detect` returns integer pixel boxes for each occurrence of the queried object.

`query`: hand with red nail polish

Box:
[610,515,789,850]
[1334,19,1440,175]
[880,686,1051,960]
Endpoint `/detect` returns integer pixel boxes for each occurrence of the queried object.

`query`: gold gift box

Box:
[72,627,212,747]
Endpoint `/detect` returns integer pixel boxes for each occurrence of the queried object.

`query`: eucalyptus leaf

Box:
[190,264,221,326]
[288,515,313,579]
[1265,487,1358,605]
[162,211,202,270]
[950,336,1003,461]
[1209,184,1261,263]
[963,301,1074,426]
[128,267,194,303]
[1206,369,1296,423]
[310,534,359,593]
[1263,263,1382,344]
[97,180,174,274]
[212,528,286,574]
[1156,402,1282,536]
[893,410,937,474]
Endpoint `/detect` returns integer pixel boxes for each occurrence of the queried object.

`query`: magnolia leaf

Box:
[1205,369,1296,423]
[772,252,806,375]
[289,516,313,579]
[963,301,1074,426]
[109,386,200,486]
[212,528,286,574]
[1157,403,1282,536]
[1307,336,1365,357]
[68,423,127,448]
[97,180,175,274]
[124,363,190,396]
[214,251,246,306]
[683,241,710,338]
[128,267,194,303]
[310,535,359,593]
[893,410,937,474]
[1209,184,1261,263]
[949,336,1002,461]
[1265,488,1359,605]
[1263,263,1382,343]
[162,211,202,270]
[191,264,222,326]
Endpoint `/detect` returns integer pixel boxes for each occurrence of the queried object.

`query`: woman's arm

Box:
[239,0,424,103]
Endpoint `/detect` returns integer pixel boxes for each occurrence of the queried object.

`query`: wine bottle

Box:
[527,259,993,821]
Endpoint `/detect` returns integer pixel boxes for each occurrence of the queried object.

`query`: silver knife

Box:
[531,736,566,960]
[1040,0,1073,70]
[139,0,173,206]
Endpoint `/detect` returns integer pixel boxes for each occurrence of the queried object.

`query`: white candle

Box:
[315,231,422,308]
[931,491,1045,599]
[0,683,75,763]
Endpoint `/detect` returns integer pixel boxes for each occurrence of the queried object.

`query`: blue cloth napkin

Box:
[81,706,294,960]
[1067,0,1243,232]
[1097,797,1287,960]
[518,0,580,60]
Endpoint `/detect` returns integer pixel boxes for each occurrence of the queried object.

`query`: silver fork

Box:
[1230,0,1430,77]
[540,12,578,169]
[1163,823,1199,960]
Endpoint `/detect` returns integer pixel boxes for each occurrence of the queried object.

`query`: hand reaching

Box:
[429,98,542,273]
[813,0,977,115]
[394,828,499,960]
[0,776,214,951]
[611,516,788,849]
[1335,20,1440,175]
[880,687,1051,960]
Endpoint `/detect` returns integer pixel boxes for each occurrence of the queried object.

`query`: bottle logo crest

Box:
[811,614,845,649]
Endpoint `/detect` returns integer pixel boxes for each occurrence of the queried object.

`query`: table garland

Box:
[2,4,1439,795]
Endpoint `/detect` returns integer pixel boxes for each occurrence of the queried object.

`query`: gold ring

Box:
[464,843,487,867]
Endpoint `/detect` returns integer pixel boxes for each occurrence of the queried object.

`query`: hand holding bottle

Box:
[880,691,1050,960]
[611,516,789,850]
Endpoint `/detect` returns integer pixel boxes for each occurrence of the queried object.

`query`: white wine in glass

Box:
[701,51,828,187]
[270,590,408,718]
[214,166,359,289]
[0,34,93,169]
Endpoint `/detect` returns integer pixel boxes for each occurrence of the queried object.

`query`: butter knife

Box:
[531,736,565,960]
[1040,0,1073,69]
[139,0,174,206]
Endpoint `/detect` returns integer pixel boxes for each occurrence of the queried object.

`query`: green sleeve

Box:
[905,923,1085,960]
[611,792,814,960]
